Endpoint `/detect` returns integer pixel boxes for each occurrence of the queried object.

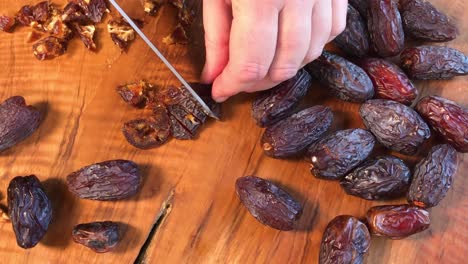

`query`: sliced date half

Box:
[33,36,67,60]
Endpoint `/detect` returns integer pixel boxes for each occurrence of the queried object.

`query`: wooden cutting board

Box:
[0,0,466,263]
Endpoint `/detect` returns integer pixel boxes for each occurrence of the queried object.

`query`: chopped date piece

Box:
[167,104,201,139]
[319,215,370,264]
[0,16,17,32]
[72,221,121,253]
[16,5,35,26]
[236,176,302,231]
[306,52,374,103]
[170,115,192,139]
[348,0,368,18]
[43,13,74,40]
[407,144,458,208]
[0,96,42,152]
[144,0,166,16]
[367,0,405,57]
[360,100,431,155]
[72,23,97,50]
[360,58,418,105]
[62,2,90,24]
[340,156,411,200]
[366,204,430,239]
[252,69,312,127]
[261,105,333,158]
[66,160,142,201]
[400,0,458,42]
[333,4,369,58]
[32,1,51,23]
[116,81,152,108]
[416,96,468,152]
[162,24,189,45]
[26,31,44,43]
[33,36,67,60]
[400,46,468,80]
[307,129,375,180]
[108,17,138,51]
[7,175,52,249]
[72,0,108,23]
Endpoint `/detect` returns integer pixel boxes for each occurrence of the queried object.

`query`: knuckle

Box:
[269,65,299,82]
[234,62,269,82]
[331,22,346,37]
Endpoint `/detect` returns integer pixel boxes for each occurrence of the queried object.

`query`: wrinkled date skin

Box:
[0,15,17,32]
[72,221,120,253]
[360,99,431,155]
[367,0,405,57]
[416,96,467,152]
[349,0,368,18]
[235,176,302,231]
[33,36,67,60]
[340,156,411,200]
[307,52,374,103]
[0,96,42,152]
[307,129,375,180]
[407,144,458,208]
[400,0,458,42]
[319,215,371,264]
[7,175,52,249]
[252,69,312,127]
[401,46,468,80]
[261,105,333,158]
[67,160,142,201]
[366,204,430,239]
[360,58,418,105]
[333,5,369,58]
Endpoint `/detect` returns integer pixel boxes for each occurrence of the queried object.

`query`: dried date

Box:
[360,99,431,154]
[349,0,368,18]
[340,156,411,200]
[16,5,35,26]
[366,204,430,239]
[7,175,52,249]
[0,16,17,32]
[416,96,467,152]
[252,69,312,127]
[72,0,108,23]
[306,52,374,103]
[319,215,370,264]
[108,17,140,51]
[235,176,302,231]
[400,46,468,80]
[333,4,369,58]
[33,36,67,60]
[116,81,153,108]
[72,221,120,253]
[66,160,142,201]
[62,2,90,24]
[261,105,333,158]
[407,144,458,208]
[307,129,375,180]
[72,23,97,50]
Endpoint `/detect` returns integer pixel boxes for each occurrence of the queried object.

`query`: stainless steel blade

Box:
[108,0,219,120]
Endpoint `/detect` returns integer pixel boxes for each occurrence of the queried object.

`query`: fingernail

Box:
[214,96,228,103]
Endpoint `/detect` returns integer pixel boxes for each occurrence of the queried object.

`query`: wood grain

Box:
[0,0,466,263]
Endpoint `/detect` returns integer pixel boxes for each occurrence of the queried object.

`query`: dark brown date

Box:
[16,5,35,26]
[235,176,302,231]
[33,36,67,60]
[400,0,458,42]
[360,99,431,154]
[116,81,153,108]
[340,156,411,200]
[306,52,374,103]
[261,105,333,158]
[333,4,369,58]
[366,204,430,239]
[66,160,142,201]
[416,96,467,152]
[107,17,138,51]
[367,0,405,57]
[360,58,418,105]
[407,144,458,208]
[72,24,96,51]
[62,2,90,24]
[167,104,201,139]
[349,0,368,18]
[307,129,375,180]
[72,221,120,253]
[400,46,468,80]
[0,96,41,152]
[7,175,52,249]
[72,0,108,23]
[252,69,312,127]
[319,215,370,264]
[0,15,16,32]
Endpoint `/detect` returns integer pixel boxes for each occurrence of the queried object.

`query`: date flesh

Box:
[367,0,405,57]
[400,46,468,80]
[116,81,152,108]
[235,176,302,231]
[307,129,375,180]
[66,160,142,201]
[360,99,431,155]
[306,52,374,103]
[72,0,108,23]
[0,16,17,32]
[252,69,312,127]
[366,204,430,239]
[33,36,67,60]
[72,221,120,253]
[407,144,458,208]
[72,23,97,50]
[261,105,333,158]
[333,4,369,58]
[144,0,165,16]
[416,96,467,152]
[108,17,139,51]
[7,175,52,249]
[0,96,41,152]
[360,58,418,105]
[340,156,411,200]
[62,2,90,24]
[319,215,370,264]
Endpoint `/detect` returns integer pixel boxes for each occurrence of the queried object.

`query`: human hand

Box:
[201,0,348,102]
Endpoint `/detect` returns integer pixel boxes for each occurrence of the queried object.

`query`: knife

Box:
[108,0,219,120]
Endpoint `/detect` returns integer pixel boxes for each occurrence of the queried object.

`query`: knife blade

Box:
[108,0,219,120]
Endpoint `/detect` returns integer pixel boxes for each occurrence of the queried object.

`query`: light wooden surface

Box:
[0,0,466,263]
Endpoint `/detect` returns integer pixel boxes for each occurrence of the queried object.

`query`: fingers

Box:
[200,0,232,84]
[329,0,348,42]
[304,0,332,65]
